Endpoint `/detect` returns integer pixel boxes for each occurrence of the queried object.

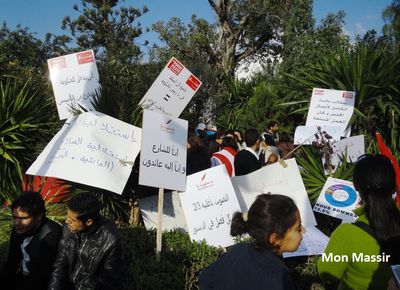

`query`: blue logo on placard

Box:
[325,184,357,207]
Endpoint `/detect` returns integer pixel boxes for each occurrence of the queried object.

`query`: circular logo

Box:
[325,184,357,207]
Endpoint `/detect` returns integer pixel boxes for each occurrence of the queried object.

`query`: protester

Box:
[234,129,261,176]
[318,154,400,290]
[48,193,124,290]
[195,122,210,146]
[207,131,224,156]
[277,132,295,160]
[262,120,279,145]
[211,136,239,176]
[0,191,62,290]
[186,134,211,175]
[226,129,246,151]
[199,193,304,289]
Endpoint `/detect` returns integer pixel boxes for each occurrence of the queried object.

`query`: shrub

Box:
[121,227,224,290]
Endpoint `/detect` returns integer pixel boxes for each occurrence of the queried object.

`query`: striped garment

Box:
[211,146,238,176]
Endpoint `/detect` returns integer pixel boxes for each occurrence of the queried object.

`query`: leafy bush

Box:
[122,227,224,290]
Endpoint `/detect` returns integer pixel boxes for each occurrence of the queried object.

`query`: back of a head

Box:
[278,132,293,144]
[230,194,298,249]
[11,191,45,218]
[244,129,260,147]
[221,136,239,151]
[353,155,396,198]
[67,193,101,222]
[353,154,400,263]
[188,134,204,150]
[266,121,278,131]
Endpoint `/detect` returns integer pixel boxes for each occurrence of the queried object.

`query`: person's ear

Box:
[267,233,282,248]
[85,218,94,227]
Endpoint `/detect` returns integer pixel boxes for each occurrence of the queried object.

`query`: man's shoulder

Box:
[38,218,62,239]
[98,218,122,240]
[235,149,252,158]
[44,218,63,230]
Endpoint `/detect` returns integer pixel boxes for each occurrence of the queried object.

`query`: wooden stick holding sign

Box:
[139,109,188,258]
[156,187,164,261]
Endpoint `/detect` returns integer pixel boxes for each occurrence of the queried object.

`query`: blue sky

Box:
[0,0,391,49]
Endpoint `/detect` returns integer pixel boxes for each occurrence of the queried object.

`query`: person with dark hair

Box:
[234,129,262,176]
[211,136,239,176]
[186,134,211,175]
[226,129,246,150]
[199,193,304,289]
[277,132,294,160]
[48,193,124,290]
[0,192,62,290]
[207,132,224,156]
[262,120,279,146]
[318,154,400,290]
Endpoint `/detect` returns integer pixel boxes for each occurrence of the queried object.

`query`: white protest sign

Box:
[325,135,365,175]
[283,226,329,258]
[306,88,355,132]
[26,111,141,194]
[139,191,188,232]
[139,57,202,117]
[48,50,100,120]
[331,135,365,165]
[294,125,344,145]
[313,177,361,222]
[231,158,317,227]
[179,166,242,248]
[139,109,188,191]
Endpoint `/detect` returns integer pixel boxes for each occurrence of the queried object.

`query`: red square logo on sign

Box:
[186,75,201,91]
[342,92,353,99]
[48,57,67,70]
[167,58,184,75]
[77,51,94,65]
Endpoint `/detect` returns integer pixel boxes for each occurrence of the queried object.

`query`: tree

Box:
[62,0,148,63]
[154,0,290,78]
[207,0,289,77]
[276,9,350,129]
[382,0,400,44]
[0,24,46,83]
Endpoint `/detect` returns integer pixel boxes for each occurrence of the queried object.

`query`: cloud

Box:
[355,23,366,35]
[365,14,376,20]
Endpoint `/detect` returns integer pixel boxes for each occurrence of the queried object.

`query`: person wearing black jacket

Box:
[0,191,62,290]
[234,129,262,176]
[199,194,304,290]
[48,193,124,290]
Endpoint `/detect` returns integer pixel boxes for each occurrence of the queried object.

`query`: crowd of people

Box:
[188,120,295,177]
[0,121,399,290]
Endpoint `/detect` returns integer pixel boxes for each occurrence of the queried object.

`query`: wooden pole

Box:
[156,187,164,261]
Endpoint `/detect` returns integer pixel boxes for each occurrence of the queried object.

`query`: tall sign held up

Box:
[48,50,100,120]
[139,57,202,117]
[139,109,188,259]
[139,110,188,191]
[306,88,355,135]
